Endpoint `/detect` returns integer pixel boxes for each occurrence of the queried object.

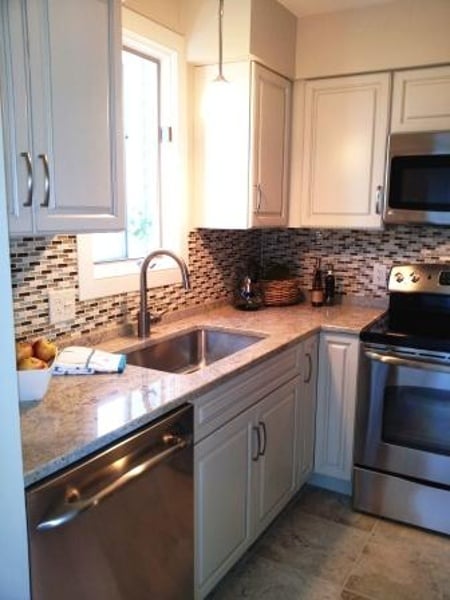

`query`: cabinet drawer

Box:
[194,345,300,442]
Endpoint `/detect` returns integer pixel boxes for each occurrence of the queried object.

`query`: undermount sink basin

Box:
[124,327,264,374]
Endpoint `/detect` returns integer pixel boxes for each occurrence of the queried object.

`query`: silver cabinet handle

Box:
[375,185,383,215]
[304,352,312,383]
[258,421,267,456]
[36,435,188,531]
[254,183,262,212]
[38,153,50,207]
[252,425,261,461]
[20,152,33,207]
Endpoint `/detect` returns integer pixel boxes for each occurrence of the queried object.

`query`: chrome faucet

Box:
[138,249,190,338]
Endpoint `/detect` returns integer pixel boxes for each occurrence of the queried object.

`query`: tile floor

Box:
[208,485,450,600]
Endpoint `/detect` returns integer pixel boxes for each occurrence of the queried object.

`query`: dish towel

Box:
[53,346,126,375]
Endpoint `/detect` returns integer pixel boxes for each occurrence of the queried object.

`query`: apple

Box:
[18,356,48,370]
[33,338,57,363]
[16,341,33,363]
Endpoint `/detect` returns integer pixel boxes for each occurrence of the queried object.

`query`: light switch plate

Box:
[48,289,76,324]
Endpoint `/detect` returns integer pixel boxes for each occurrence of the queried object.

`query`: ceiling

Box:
[277,0,394,18]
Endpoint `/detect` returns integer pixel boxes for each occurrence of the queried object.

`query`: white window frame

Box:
[77,10,188,301]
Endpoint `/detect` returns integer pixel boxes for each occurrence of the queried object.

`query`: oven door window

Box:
[382,385,450,455]
[389,155,450,211]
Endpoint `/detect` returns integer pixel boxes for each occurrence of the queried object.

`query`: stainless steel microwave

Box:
[383,131,450,225]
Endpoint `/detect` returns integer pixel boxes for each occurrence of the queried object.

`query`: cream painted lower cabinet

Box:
[313,332,359,491]
[194,336,318,599]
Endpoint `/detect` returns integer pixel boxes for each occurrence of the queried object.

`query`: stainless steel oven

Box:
[354,264,450,535]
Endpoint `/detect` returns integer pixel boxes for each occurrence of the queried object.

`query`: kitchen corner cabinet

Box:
[391,65,450,133]
[0,0,125,236]
[298,73,390,229]
[314,332,359,485]
[193,61,291,229]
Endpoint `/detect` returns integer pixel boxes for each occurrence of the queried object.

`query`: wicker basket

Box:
[260,278,301,306]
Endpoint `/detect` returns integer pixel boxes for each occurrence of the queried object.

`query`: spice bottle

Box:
[311,259,324,307]
[324,264,336,306]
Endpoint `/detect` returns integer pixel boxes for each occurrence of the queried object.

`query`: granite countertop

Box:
[20,303,383,487]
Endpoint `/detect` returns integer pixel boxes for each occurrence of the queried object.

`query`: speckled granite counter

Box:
[20,303,383,487]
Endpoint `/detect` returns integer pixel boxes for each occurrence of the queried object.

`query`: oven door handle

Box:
[364,349,450,373]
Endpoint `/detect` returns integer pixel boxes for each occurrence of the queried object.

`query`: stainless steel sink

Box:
[124,327,264,374]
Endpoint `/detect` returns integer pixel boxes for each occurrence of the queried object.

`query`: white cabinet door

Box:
[195,405,255,599]
[391,65,450,133]
[193,61,291,229]
[253,378,298,537]
[297,334,318,488]
[1,0,124,235]
[314,332,359,483]
[299,73,390,229]
[0,1,34,234]
[251,63,291,228]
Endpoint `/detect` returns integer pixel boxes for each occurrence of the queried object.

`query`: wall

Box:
[122,0,185,34]
[185,0,296,79]
[295,0,450,78]
[0,113,30,598]
[11,229,261,342]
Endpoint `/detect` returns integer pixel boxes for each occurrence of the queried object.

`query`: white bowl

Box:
[17,362,54,402]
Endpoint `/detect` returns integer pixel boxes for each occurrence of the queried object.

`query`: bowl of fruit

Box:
[16,338,58,402]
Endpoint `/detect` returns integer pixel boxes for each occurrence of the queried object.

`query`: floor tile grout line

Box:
[339,515,381,597]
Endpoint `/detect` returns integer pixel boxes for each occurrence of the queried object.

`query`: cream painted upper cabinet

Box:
[193,61,291,229]
[391,65,450,133]
[0,0,124,236]
[296,73,390,229]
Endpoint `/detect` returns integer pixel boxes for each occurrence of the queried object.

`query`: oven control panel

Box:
[388,263,450,294]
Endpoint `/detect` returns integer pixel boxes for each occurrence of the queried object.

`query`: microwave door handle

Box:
[364,349,450,374]
[36,435,187,531]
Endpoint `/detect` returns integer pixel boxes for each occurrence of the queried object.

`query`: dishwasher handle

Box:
[36,434,188,532]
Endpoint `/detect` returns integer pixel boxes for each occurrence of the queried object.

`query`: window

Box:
[77,13,187,301]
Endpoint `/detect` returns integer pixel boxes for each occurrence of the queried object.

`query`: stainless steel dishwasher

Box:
[26,404,193,600]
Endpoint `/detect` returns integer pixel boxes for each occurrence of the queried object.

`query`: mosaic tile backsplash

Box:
[10,225,450,341]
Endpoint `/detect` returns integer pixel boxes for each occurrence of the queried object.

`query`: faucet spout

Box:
[138,249,190,338]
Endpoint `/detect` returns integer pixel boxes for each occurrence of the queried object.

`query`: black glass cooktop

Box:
[361,310,450,353]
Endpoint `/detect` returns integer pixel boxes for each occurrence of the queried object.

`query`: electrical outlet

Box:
[48,289,76,324]
[373,263,388,288]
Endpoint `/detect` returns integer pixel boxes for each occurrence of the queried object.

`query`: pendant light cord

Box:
[216,0,227,82]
